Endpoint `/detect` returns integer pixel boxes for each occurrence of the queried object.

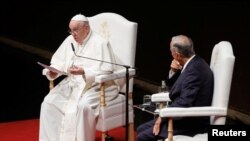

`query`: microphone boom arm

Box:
[71,43,133,69]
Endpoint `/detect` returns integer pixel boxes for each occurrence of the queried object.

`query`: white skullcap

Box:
[71,14,88,22]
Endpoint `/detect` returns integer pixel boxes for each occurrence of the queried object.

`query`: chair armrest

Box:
[159,106,227,117]
[95,68,136,83]
[151,92,171,102]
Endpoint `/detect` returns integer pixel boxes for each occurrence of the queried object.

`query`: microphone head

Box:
[71,43,75,52]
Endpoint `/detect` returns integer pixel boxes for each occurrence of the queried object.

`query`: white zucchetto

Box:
[71,14,88,22]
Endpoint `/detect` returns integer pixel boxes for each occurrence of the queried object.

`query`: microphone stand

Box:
[71,43,131,141]
[125,66,129,141]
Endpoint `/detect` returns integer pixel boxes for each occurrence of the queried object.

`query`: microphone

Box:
[71,43,135,69]
[71,43,75,53]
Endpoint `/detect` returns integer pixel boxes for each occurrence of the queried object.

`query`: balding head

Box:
[170,35,195,57]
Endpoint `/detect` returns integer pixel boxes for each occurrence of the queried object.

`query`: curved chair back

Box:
[88,13,138,93]
[88,13,137,141]
[210,41,235,124]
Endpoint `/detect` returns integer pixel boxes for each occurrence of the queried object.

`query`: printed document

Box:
[37,62,67,75]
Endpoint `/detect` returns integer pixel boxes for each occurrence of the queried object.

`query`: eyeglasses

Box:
[68,27,82,35]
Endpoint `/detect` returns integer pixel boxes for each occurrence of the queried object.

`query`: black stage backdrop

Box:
[0,0,249,122]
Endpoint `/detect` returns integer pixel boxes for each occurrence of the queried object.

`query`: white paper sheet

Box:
[37,62,67,75]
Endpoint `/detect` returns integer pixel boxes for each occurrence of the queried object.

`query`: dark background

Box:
[0,0,249,123]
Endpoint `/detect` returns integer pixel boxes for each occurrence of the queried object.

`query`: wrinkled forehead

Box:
[69,20,83,28]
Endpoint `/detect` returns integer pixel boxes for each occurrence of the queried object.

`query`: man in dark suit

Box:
[136,35,214,141]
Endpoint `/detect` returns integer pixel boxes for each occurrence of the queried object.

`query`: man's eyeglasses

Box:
[68,27,82,35]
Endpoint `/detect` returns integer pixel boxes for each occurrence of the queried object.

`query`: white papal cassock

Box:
[39,30,119,141]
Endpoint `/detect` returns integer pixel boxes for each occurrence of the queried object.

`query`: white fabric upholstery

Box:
[151,92,171,102]
[157,41,235,141]
[209,41,235,124]
[96,97,134,131]
[88,13,137,139]
[89,13,137,93]
[160,107,227,117]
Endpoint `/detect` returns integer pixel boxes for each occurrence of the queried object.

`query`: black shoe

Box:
[105,135,114,141]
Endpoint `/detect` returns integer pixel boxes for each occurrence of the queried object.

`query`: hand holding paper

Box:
[37,62,67,75]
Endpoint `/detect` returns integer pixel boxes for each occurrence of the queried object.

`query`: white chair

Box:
[47,13,137,141]
[88,13,137,141]
[152,41,235,141]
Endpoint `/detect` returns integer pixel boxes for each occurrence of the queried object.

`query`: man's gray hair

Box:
[171,35,195,57]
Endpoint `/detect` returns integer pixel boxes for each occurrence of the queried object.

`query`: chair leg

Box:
[167,118,173,141]
[128,123,135,141]
[101,132,106,141]
[49,80,54,90]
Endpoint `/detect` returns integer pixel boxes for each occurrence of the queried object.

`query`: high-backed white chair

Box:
[46,13,137,141]
[152,41,235,141]
[88,13,137,141]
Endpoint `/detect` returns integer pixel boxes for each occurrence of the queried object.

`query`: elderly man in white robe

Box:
[39,14,119,141]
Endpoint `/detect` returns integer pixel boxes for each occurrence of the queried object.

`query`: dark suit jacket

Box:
[166,70,181,89]
[159,55,214,138]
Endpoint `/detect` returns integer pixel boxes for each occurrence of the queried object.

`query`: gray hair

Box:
[171,35,195,57]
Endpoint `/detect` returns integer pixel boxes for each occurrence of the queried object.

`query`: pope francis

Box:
[39,14,119,141]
